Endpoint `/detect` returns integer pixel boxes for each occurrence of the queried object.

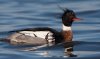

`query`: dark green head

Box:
[62,8,80,26]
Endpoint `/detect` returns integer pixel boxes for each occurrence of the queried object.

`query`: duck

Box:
[0,8,80,46]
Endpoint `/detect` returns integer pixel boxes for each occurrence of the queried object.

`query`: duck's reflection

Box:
[64,42,77,57]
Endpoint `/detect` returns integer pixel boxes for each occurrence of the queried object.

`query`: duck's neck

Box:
[62,24,73,42]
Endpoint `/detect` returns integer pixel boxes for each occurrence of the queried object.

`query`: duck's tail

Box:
[0,38,10,42]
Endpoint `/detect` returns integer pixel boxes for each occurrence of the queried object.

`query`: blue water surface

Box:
[0,0,100,59]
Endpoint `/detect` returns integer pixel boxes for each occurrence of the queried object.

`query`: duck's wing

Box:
[5,27,61,45]
[7,33,47,45]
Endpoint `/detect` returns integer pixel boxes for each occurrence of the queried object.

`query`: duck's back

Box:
[7,27,62,45]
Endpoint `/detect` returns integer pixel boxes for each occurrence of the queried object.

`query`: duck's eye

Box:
[70,12,75,17]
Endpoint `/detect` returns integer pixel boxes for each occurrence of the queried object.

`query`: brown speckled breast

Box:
[62,30,73,42]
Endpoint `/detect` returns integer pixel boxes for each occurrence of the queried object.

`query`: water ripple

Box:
[0,0,100,59]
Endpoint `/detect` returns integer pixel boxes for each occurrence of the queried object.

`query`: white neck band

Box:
[62,24,71,31]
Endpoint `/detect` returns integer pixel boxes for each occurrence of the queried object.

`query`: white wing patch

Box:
[19,31,53,39]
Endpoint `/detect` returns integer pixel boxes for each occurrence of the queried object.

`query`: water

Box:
[0,0,100,59]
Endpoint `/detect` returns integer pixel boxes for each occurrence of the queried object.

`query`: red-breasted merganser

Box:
[0,8,80,46]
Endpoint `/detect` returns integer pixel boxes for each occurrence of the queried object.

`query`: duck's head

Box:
[62,8,80,26]
[61,8,80,42]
